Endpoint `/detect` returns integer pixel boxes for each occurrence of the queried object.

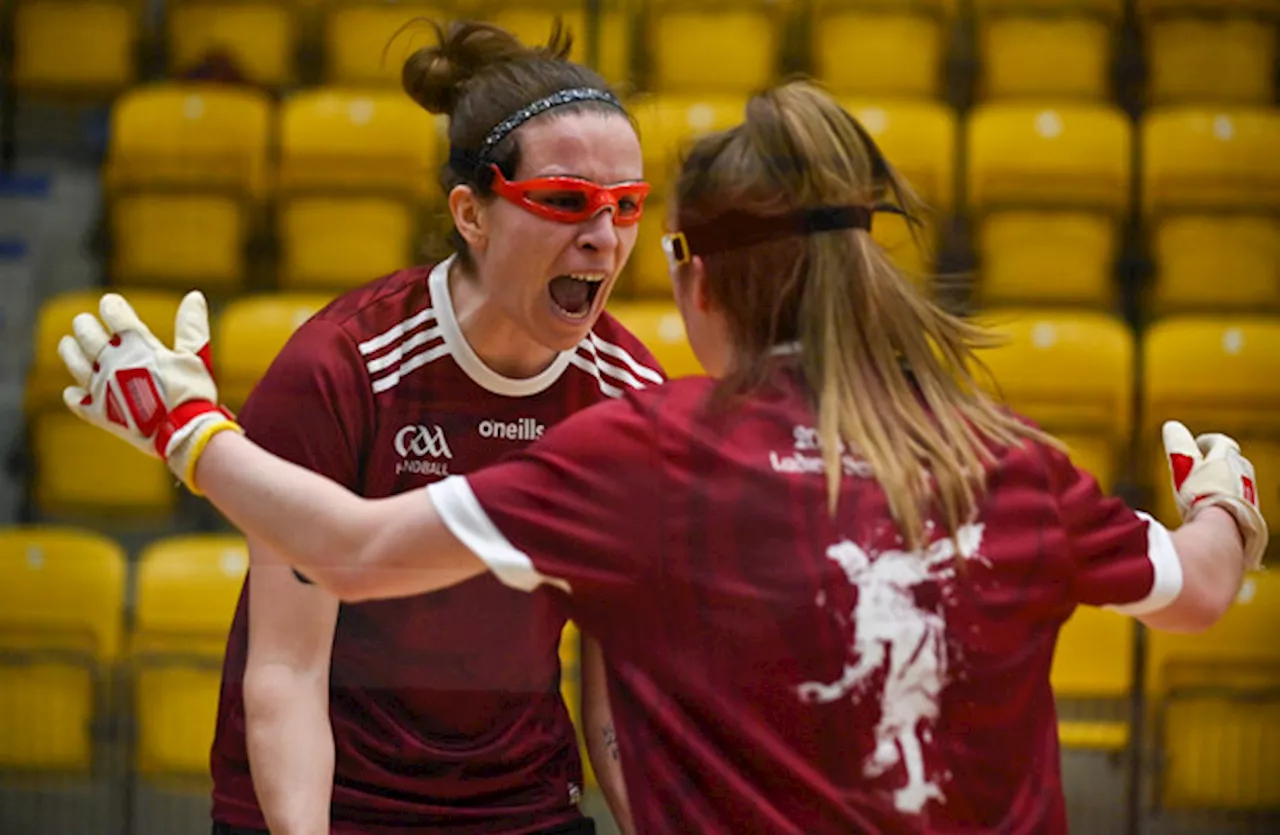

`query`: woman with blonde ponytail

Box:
[63,81,1266,833]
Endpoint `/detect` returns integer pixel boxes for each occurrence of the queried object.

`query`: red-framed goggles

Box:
[662,205,878,269]
[489,164,651,227]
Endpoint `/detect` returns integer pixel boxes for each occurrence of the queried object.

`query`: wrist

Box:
[164,407,243,494]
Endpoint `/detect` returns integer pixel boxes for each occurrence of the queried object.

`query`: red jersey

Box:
[429,363,1183,834]
[210,258,665,833]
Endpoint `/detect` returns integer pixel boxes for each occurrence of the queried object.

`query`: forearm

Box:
[581,637,635,835]
[244,667,335,835]
[195,430,372,587]
[1145,507,1247,633]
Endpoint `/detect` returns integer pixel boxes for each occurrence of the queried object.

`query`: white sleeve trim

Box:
[427,476,572,595]
[1105,511,1184,616]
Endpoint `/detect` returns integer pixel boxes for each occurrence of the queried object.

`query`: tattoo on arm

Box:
[602,724,620,761]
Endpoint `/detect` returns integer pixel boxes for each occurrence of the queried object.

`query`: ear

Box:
[689,256,713,314]
[448,185,488,251]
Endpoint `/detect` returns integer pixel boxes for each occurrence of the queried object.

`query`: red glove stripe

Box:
[153,399,223,458]
[1169,452,1195,491]
[116,367,167,437]
[1243,476,1257,506]
[197,342,215,378]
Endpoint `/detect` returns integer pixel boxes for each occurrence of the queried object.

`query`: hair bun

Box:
[402,20,550,116]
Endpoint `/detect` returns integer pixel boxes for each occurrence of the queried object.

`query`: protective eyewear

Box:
[489,164,650,227]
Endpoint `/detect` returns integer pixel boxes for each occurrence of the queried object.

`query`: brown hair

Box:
[673,81,1061,551]
[400,20,633,269]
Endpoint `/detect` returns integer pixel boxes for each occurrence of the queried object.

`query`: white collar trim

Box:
[429,256,575,397]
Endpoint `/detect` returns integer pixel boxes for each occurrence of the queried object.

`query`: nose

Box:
[575,207,621,253]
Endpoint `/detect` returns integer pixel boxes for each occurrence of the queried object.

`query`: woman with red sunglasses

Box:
[108,20,657,835]
[62,82,1264,832]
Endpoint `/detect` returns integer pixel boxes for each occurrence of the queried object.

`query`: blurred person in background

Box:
[100,19,659,835]
[59,81,1266,833]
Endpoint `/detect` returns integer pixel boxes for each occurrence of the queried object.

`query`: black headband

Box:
[676,205,878,261]
[449,87,624,178]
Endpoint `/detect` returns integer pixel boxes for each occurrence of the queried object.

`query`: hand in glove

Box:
[58,291,241,493]
[1163,420,1269,570]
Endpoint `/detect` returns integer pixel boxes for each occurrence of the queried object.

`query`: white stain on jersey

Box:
[796,523,986,815]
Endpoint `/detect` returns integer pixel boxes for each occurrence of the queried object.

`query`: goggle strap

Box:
[679,205,876,261]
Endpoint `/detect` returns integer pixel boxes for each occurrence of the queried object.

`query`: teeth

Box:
[568,273,606,283]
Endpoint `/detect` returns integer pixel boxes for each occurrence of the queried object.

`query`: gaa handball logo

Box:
[394,424,452,477]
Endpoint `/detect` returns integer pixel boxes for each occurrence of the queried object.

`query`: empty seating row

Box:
[12,0,1278,103]
[0,526,595,786]
[103,84,1280,312]
[1,524,1277,811]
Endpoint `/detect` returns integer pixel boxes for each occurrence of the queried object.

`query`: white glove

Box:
[58,291,242,494]
[1163,420,1268,570]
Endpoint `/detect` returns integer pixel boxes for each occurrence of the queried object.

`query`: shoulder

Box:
[284,265,439,389]
[565,310,667,400]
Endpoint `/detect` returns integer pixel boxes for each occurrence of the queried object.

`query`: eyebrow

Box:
[531,170,646,185]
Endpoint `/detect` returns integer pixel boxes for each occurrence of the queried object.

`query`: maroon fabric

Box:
[459,366,1160,833]
[210,264,664,832]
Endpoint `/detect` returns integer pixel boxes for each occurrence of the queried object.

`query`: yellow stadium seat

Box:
[813,1,956,98]
[324,2,450,87]
[25,291,182,517]
[967,104,1131,307]
[1143,13,1277,105]
[215,294,335,411]
[104,84,272,293]
[0,527,125,771]
[977,309,1133,491]
[480,0,633,84]
[647,1,781,94]
[627,198,673,298]
[1146,570,1280,810]
[167,1,298,87]
[1051,606,1134,752]
[558,620,595,790]
[607,301,703,379]
[1141,317,1280,555]
[278,90,438,291]
[13,1,137,93]
[974,1,1123,100]
[630,93,747,196]
[1142,108,1280,314]
[131,535,247,777]
[842,99,958,278]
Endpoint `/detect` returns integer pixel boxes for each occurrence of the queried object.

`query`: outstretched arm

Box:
[57,290,483,601]
[195,429,485,600]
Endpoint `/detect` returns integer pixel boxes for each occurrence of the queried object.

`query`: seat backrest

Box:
[105,82,272,196]
[976,309,1134,440]
[1142,317,1280,438]
[814,0,957,15]
[973,0,1123,15]
[133,534,248,654]
[214,293,335,410]
[841,99,957,210]
[278,89,439,199]
[606,302,704,379]
[1142,107,1280,215]
[967,103,1132,213]
[0,526,126,662]
[27,290,182,413]
[630,93,748,192]
[1052,606,1135,698]
[1146,568,1280,693]
[1136,0,1279,17]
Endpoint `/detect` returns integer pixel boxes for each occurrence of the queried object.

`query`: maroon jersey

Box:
[210,258,665,833]
[429,362,1183,834]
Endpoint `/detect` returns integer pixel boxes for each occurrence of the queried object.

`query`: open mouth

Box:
[548,273,607,320]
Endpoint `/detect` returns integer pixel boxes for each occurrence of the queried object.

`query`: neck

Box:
[448,261,561,379]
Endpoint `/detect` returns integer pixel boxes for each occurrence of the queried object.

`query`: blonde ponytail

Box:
[675,81,1061,550]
